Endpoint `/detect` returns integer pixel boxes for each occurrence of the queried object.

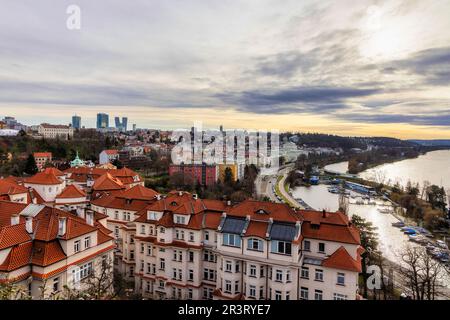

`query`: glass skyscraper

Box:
[97,113,109,129]
[72,115,81,129]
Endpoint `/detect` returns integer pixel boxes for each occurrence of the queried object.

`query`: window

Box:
[188,269,194,281]
[247,238,263,251]
[79,262,93,279]
[160,227,165,233]
[178,269,183,281]
[223,233,241,247]
[53,277,60,293]
[318,242,325,253]
[172,268,177,280]
[114,211,119,219]
[140,225,146,234]
[275,269,283,282]
[188,288,193,299]
[234,281,240,293]
[160,258,165,271]
[249,265,257,277]
[205,231,209,241]
[249,285,256,298]
[334,293,348,300]
[315,290,323,300]
[175,215,186,224]
[147,263,151,274]
[304,240,311,251]
[130,250,134,260]
[225,280,232,294]
[147,245,152,256]
[274,290,282,300]
[301,267,309,279]
[259,286,264,299]
[140,243,144,253]
[286,270,291,283]
[271,240,292,255]
[260,266,265,278]
[140,260,144,272]
[225,260,232,272]
[286,291,290,300]
[188,251,194,262]
[189,232,194,242]
[84,236,91,249]
[114,226,119,237]
[337,273,345,286]
[315,269,324,282]
[235,261,240,273]
[74,240,80,253]
[300,287,309,300]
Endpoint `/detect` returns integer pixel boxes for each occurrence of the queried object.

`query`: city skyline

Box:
[1,1,450,139]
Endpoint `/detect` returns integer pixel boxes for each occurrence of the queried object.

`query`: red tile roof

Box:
[33,152,52,158]
[227,199,299,223]
[119,185,158,201]
[0,178,28,196]
[42,167,65,176]
[92,173,125,191]
[56,184,86,199]
[0,223,32,249]
[103,149,118,155]
[0,241,33,271]
[24,171,63,185]
[31,240,66,266]
[322,246,362,272]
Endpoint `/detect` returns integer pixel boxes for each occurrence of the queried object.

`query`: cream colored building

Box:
[38,123,74,140]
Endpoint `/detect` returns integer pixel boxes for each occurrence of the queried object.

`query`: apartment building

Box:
[0,178,29,203]
[0,201,115,299]
[33,152,52,171]
[90,184,159,279]
[122,193,362,300]
[37,123,74,140]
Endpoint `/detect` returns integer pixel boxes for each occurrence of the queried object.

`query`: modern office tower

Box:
[115,116,128,132]
[72,115,81,129]
[132,124,137,131]
[97,113,109,129]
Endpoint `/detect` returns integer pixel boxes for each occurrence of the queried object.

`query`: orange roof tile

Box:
[0,241,33,271]
[92,172,125,191]
[0,224,32,249]
[24,171,63,185]
[322,246,362,272]
[31,240,66,266]
[0,178,28,196]
[56,184,86,199]
[227,199,299,223]
[33,152,52,158]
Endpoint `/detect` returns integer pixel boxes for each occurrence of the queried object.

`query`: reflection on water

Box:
[360,150,450,190]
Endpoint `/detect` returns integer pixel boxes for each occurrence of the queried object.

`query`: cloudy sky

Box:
[1,0,450,138]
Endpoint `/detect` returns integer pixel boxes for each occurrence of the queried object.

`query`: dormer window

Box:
[256,209,268,214]
[170,201,178,206]
[175,215,186,224]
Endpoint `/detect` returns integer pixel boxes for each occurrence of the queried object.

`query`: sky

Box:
[0,0,450,139]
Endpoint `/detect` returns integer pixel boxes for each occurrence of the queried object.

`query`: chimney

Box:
[192,194,198,200]
[58,217,67,237]
[25,217,33,234]
[178,191,183,196]
[322,209,327,218]
[156,194,161,200]
[11,214,20,226]
[226,200,231,206]
[76,207,85,219]
[86,210,94,226]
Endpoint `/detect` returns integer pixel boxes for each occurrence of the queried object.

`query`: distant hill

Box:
[408,139,450,147]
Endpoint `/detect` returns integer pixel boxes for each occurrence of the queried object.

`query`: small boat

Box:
[379,208,392,214]
[402,227,417,235]
[392,221,405,228]
[436,240,448,250]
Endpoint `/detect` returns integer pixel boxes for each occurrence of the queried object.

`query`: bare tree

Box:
[421,180,431,200]
[397,245,449,300]
[0,282,31,300]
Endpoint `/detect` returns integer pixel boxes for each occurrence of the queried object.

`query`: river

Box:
[324,149,450,191]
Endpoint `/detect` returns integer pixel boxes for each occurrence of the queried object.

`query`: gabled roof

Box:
[92,172,125,191]
[322,246,362,272]
[0,178,28,195]
[56,184,86,199]
[119,185,158,201]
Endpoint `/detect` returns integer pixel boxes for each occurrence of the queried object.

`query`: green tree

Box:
[351,214,379,298]
[24,154,38,175]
